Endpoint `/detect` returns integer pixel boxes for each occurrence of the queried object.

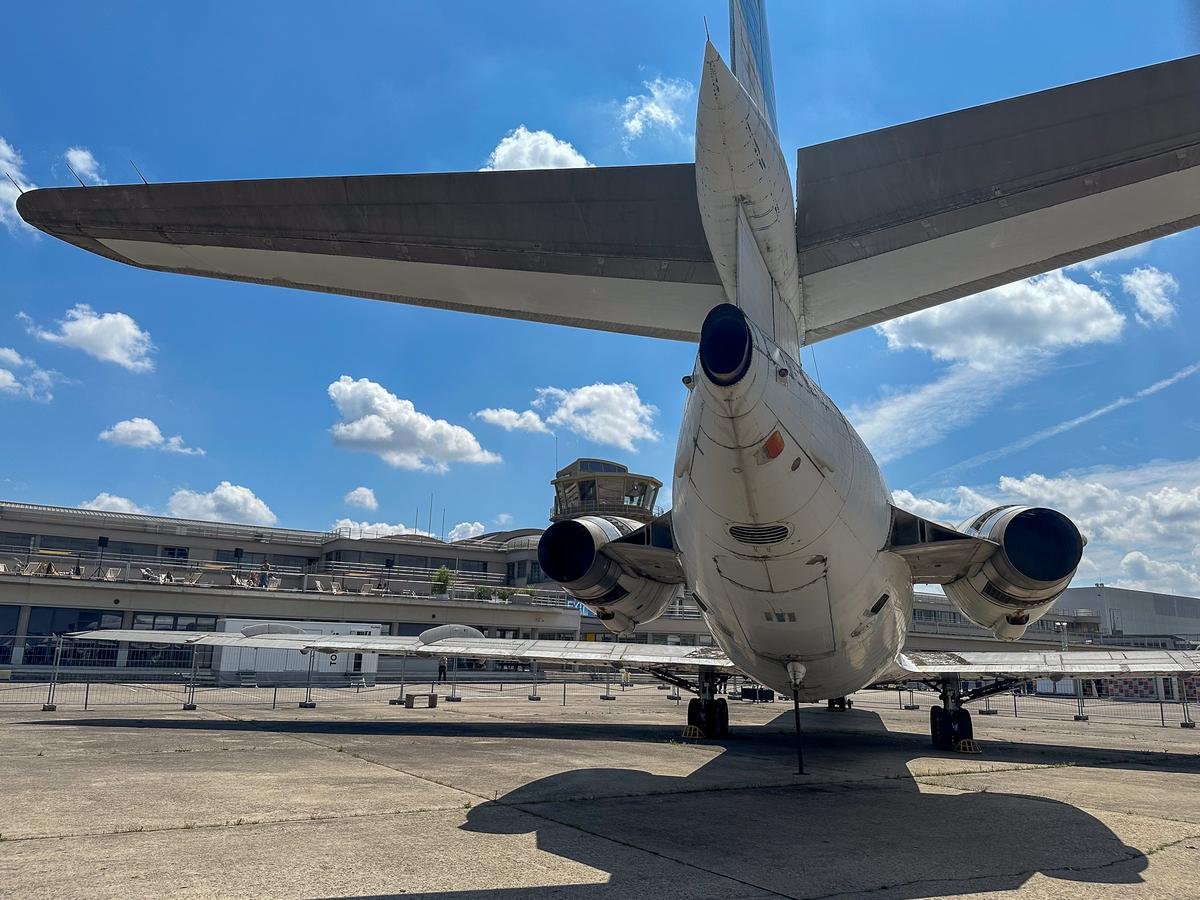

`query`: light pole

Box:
[1054,621,1068,652]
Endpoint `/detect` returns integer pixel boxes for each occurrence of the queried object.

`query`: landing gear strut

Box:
[926,676,1025,750]
[654,667,728,738]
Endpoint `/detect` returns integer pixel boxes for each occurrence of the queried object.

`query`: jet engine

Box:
[943,506,1085,640]
[537,515,682,635]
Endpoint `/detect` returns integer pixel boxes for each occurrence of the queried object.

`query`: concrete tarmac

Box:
[1,683,1198,898]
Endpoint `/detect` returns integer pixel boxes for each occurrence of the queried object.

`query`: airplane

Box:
[19,1,1200,759]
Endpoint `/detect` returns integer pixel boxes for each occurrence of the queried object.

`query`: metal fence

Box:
[851,687,1197,729]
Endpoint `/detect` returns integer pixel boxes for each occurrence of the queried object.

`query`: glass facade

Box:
[0,604,19,664]
[25,606,123,666]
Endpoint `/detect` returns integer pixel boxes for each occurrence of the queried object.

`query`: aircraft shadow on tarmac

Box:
[38,706,1200,899]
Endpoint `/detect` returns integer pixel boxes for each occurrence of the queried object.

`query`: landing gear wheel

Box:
[827,696,851,711]
[701,699,725,738]
[930,705,953,751]
[950,707,973,743]
[687,698,703,732]
[714,698,730,738]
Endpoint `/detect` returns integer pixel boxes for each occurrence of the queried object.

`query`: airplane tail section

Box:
[729,0,780,136]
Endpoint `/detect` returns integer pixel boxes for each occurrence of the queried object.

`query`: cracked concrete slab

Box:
[1,684,1197,898]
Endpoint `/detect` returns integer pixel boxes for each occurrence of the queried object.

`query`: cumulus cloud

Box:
[63,147,107,185]
[897,458,1200,596]
[1121,266,1179,326]
[79,492,150,514]
[0,347,57,403]
[854,271,1125,463]
[481,125,591,170]
[22,304,155,372]
[99,417,204,455]
[620,76,695,147]
[343,486,378,510]
[474,407,550,434]
[448,521,487,542]
[332,518,431,539]
[495,512,513,526]
[477,382,659,451]
[167,482,277,525]
[327,376,500,472]
[1,136,36,233]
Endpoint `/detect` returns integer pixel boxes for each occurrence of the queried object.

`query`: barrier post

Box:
[447,657,461,702]
[183,645,199,710]
[42,636,62,711]
[83,679,90,711]
[299,651,317,708]
[1182,694,1196,729]
[390,655,408,706]
[600,667,615,701]
[528,661,541,701]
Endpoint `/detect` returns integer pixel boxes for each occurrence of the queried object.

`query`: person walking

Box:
[438,656,448,683]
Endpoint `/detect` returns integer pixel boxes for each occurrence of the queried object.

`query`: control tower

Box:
[550,458,662,524]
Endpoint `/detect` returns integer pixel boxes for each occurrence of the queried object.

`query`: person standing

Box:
[438,656,448,683]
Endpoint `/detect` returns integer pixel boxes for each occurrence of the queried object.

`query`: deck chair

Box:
[21,562,41,576]
[267,576,281,591]
[331,581,346,595]
[103,567,122,582]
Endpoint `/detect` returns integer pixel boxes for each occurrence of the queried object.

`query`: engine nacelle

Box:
[537,515,681,635]
[943,506,1085,641]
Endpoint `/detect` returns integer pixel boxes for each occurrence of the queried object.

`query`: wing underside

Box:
[797,53,1200,343]
[69,629,736,671]
[891,648,1200,681]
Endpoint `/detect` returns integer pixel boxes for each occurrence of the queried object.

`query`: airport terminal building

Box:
[1,458,1197,693]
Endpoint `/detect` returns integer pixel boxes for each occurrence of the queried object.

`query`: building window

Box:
[528,561,545,584]
[161,546,190,560]
[25,606,123,666]
[516,560,528,579]
[129,613,217,668]
[0,605,19,664]
[506,562,516,586]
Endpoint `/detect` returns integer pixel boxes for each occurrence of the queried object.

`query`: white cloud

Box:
[327,376,500,473]
[0,348,57,403]
[474,407,550,433]
[332,518,431,539]
[620,76,695,146]
[874,270,1125,363]
[477,382,659,451]
[0,136,36,234]
[23,304,155,372]
[855,271,1125,463]
[99,417,204,455]
[495,512,514,526]
[343,486,378,510]
[1121,266,1178,326]
[448,521,487,542]
[898,458,1200,597]
[481,126,591,171]
[1118,551,1200,596]
[63,146,107,185]
[79,492,150,514]
[167,482,277,525]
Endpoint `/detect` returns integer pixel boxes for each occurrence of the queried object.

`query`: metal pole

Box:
[447,656,461,701]
[1013,691,1019,717]
[601,667,614,701]
[299,651,317,708]
[183,645,198,710]
[791,687,805,775]
[84,679,90,711]
[1160,700,1166,727]
[528,660,541,701]
[272,686,278,710]
[43,635,62,711]
[562,680,567,706]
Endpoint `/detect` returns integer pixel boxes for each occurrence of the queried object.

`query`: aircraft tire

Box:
[687,698,703,731]
[715,698,729,737]
[951,707,973,743]
[930,705,953,751]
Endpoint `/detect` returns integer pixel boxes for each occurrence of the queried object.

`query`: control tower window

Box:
[624,480,649,508]
[579,480,597,507]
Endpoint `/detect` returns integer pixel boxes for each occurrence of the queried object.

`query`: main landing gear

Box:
[651,667,729,738]
[826,696,853,711]
[926,676,1024,751]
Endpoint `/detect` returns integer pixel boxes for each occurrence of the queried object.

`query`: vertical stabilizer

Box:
[729,0,779,136]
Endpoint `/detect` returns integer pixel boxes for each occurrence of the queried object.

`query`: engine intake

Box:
[699,303,753,387]
[944,506,1084,640]
[537,515,680,634]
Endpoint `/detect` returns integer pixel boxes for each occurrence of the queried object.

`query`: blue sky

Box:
[2,2,1198,593]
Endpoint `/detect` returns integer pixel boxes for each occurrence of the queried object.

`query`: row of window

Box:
[323,550,489,572]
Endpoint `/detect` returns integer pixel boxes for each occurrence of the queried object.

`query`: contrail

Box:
[923,361,1200,485]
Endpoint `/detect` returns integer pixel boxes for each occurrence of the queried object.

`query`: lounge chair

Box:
[313,579,329,593]
[267,576,281,591]
[21,562,40,576]
[102,567,122,582]
[331,582,346,595]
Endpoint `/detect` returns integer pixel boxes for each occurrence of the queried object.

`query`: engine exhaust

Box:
[699,303,753,387]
